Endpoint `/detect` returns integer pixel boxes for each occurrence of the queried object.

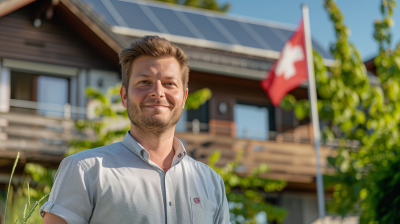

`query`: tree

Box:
[153,0,230,12]
[208,151,287,224]
[280,0,400,222]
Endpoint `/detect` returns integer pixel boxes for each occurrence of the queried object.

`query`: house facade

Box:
[0,0,348,223]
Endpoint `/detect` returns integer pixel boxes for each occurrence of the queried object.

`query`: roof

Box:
[0,0,34,17]
[0,0,129,56]
[0,0,333,80]
[80,0,333,62]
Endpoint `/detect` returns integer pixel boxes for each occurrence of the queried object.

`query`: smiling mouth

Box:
[144,105,169,109]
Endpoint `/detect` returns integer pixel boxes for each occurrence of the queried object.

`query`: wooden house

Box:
[0,0,343,223]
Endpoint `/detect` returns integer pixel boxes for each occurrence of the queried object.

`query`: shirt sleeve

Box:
[39,157,93,224]
[215,175,231,224]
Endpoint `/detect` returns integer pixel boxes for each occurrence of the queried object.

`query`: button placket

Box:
[165,172,177,223]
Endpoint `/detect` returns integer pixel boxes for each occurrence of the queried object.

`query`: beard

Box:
[127,95,183,136]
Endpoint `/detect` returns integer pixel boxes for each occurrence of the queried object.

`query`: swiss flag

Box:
[261,20,308,106]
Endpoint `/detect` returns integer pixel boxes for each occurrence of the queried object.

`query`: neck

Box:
[130,124,176,172]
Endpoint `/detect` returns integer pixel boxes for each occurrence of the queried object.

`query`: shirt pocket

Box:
[190,195,217,224]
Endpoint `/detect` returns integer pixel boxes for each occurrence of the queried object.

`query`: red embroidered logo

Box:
[194,198,200,204]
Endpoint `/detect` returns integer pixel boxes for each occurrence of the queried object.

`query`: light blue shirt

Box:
[40,131,230,224]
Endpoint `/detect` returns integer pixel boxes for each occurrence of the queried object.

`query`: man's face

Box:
[120,56,188,134]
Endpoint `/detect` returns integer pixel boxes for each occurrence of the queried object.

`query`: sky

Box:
[218,0,400,61]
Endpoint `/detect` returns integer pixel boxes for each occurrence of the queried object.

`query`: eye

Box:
[165,82,174,86]
[139,81,149,84]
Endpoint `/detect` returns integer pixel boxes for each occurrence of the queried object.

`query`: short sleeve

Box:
[39,157,93,224]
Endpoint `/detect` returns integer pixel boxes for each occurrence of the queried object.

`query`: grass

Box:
[3,152,49,224]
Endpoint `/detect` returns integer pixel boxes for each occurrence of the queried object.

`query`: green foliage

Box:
[358,153,400,223]
[154,0,230,12]
[24,164,56,200]
[185,88,212,110]
[3,152,19,224]
[68,84,129,156]
[2,153,50,224]
[280,0,400,222]
[208,151,288,224]
[3,185,48,224]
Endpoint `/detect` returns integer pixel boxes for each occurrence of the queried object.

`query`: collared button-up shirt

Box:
[39,132,230,224]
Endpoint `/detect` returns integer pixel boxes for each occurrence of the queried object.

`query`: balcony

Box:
[0,99,85,167]
[0,99,337,185]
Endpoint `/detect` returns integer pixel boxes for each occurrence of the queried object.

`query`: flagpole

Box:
[302,4,326,224]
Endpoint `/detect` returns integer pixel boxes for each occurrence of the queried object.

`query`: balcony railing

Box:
[7,99,86,119]
[0,99,359,148]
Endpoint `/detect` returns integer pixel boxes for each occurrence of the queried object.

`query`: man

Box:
[40,36,230,224]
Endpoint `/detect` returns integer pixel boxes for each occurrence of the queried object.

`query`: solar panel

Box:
[246,23,285,51]
[276,28,334,59]
[216,18,264,49]
[84,0,332,59]
[277,29,294,39]
[269,27,291,44]
[147,5,197,38]
[182,12,231,44]
[110,0,159,32]
[81,0,118,25]
[312,40,333,59]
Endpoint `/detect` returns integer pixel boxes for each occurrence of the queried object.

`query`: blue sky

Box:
[219,0,400,61]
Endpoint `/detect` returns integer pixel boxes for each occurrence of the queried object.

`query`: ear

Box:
[183,88,188,109]
[120,85,128,108]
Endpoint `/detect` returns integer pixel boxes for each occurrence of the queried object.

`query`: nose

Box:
[149,80,165,99]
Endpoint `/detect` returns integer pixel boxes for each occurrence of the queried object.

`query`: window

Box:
[10,71,37,101]
[234,103,269,140]
[175,109,187,132]
[10,71,70,117]
[175,101,209,133]
[37,75,69,117]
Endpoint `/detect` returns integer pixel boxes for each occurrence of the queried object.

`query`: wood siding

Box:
[0,2,117,71]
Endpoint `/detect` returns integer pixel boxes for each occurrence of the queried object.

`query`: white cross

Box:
[275,42,304,80]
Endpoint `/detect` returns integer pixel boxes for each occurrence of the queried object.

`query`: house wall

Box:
[188,70,309,133]
[0,2,121,112]
[87,69,121,94]
[0,2,116,70]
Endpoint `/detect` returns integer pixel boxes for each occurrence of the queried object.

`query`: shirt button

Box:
[178,153,182,158]
[169,202,172,206]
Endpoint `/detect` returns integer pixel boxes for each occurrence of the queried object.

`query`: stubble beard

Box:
[127,95,183,137]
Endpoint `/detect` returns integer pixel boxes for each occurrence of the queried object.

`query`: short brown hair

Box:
[119,35,189,91]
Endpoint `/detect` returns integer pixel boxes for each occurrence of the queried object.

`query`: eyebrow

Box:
[134,74,178,80]
[133,74,153,79]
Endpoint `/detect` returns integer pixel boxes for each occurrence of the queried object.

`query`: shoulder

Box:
[63,142,125,170]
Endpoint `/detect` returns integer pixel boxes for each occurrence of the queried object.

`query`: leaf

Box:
[208,151,221,165]
[280,94,296,111]
[22,194,49,224]
[4,152,19,224]
[14,204,27,224]
[294,101,309,120]
[184,88,212,110]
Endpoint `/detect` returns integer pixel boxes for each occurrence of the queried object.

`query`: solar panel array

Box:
[83,0,332,59]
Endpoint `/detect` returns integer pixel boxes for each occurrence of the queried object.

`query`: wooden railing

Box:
[0,100,350,176]
[8,99,86,119]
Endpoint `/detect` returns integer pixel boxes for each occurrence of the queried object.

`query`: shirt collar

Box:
[122,131,187,166]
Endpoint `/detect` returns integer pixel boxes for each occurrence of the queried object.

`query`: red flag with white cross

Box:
[261,19,308,106]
